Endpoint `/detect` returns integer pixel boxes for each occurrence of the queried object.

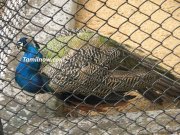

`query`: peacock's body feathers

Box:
[41,30,179,103]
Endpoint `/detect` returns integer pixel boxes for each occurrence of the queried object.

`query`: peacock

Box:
[15,30,180,106]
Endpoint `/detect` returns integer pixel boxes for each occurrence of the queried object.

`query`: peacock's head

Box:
[17,37,40,51]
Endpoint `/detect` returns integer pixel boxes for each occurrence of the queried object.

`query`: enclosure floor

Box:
[66,91,179,116]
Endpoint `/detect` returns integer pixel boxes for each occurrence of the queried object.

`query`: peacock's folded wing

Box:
[41,30,180,102]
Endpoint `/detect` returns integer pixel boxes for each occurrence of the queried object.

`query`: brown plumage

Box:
[42,31,179,105]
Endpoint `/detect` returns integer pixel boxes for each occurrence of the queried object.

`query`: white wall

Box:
[0,0,77,78]
[23,0,77,43]
[0,0,25,78]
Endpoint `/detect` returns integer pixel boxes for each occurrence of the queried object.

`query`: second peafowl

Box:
[15,30,180,105]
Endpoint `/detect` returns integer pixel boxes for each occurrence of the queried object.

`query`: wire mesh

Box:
[0,0,179,134]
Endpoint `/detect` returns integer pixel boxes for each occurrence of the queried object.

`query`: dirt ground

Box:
[75,0,180,115]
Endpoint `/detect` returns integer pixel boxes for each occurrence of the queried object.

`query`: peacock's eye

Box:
[17,42,24,50]
[17,42,24,47]
[20,43,24,47]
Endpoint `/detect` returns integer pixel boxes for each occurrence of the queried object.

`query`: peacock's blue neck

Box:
[15,42,53,93]
[16,44,43,74]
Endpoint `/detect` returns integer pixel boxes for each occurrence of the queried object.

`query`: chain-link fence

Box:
[0,0,179,134]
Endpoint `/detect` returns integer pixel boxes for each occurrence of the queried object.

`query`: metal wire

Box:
[0,0,179,134]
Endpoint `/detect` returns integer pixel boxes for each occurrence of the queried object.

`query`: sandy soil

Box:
[76,0,179,73]
[75,0,180,115]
